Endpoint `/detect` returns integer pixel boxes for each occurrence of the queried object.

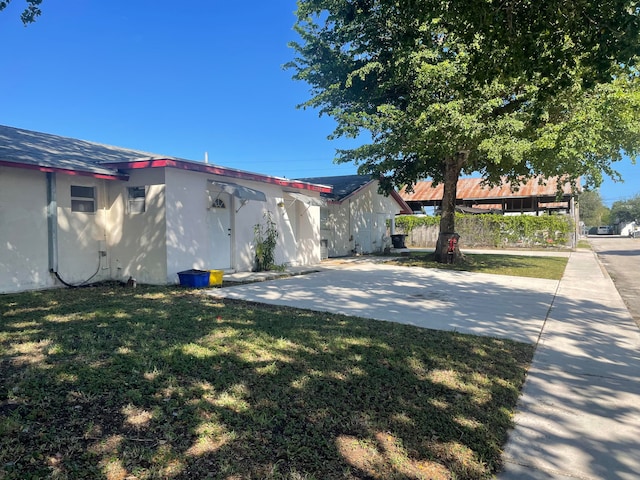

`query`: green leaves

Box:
[396,213,574,250]
[253,211,279,272]
[611,193,640,223]
[0,0,43,24]
[289,0,640,193]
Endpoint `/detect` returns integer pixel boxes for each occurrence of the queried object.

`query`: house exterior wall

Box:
[1,168,112,292]
[322,182,398,257]
[322,202,351,257]
[279,193,321,267]
[53,174,112,286]
[1,164,323,293]
[107,168,168,285]
[350,183,397,254]
[164,168,322,283]
[164,168,216,283]
[0,167,51,293]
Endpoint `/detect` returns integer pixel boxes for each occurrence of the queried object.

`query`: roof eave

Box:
[0,159,128,181]
[108,159,333,193]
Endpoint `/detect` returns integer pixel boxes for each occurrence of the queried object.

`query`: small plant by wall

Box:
[253,211,279,272]
[395,213,574,248]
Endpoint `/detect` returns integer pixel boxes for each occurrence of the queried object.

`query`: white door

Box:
[208,191,232,269]
[357,213,374,254]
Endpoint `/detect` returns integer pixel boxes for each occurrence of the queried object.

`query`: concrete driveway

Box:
[213,261,560,344]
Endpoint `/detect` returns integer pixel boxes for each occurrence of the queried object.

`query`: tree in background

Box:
[0,0,43,24]
[288,0,640,261]
[578,190,611,228]
[610,194,640,225]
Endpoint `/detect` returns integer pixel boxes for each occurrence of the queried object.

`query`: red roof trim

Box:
[390,190,414,214]
[109,159,333,193]
[0,160,128,181]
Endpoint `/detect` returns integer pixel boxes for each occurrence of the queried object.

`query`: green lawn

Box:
[387,252,568,280]
[576,240,591,249]
[0,285,534,480]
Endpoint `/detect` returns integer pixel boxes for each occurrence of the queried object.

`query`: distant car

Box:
[597,226,613,235]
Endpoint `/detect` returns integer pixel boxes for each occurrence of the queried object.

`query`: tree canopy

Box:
[0,0,43,24]
[428,0,640,91]
[578,190,610,228]
[610,194,640,224]
[288,0,640,260]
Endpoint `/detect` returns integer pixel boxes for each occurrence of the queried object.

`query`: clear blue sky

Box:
[1,0,638,205]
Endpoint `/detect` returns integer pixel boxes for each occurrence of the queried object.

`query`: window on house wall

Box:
[71,185,96,213]
[127,186,147,214]
[320,207,329,230]
[211,197,226,209]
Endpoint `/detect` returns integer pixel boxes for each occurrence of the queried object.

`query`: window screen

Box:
[128,186,146,214]
[71,185,96,213]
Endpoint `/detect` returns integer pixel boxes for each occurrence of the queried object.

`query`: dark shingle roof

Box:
[297,175,373,201]
[0,124,178,177]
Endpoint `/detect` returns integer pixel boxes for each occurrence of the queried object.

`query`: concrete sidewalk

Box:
[499,250,640,479]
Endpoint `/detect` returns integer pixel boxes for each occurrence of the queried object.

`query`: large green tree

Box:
[288,0,640,261]
[0,0,42,24]
[611,194,640,224]
[578,190,610,228]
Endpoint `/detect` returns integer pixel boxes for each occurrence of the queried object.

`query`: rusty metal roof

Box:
[399,177,575,202]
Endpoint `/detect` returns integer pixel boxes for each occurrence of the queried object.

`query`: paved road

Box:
[587,235,640,327]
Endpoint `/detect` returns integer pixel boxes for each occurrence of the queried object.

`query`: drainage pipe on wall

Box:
[46,172,59,274]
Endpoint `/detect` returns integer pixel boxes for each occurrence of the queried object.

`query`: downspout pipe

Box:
[46,172,58,274]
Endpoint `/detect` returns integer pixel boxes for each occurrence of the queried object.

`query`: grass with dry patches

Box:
[387,252,568,280]
[1,285,534,479]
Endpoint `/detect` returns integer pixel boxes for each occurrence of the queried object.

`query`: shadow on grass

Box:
[390,253,568,280]
[1,286,533,479]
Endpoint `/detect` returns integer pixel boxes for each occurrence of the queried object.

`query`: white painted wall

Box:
[287,194,321,266]
[164,169,213,283]
[112,167,324,284]
[1,165,323,292]
[54,174,112,285]
[0,168,114,292]
[164,169,321,282]
[0,167,51,293]
[322,182,399,257]
[107,168,168,285]
[619,221,637,236]
[322,201,351,257]
[279,193,321,267]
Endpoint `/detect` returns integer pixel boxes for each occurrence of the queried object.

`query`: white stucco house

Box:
[618,221,638,236]
[299,175,412,258]
[0,125,329,293]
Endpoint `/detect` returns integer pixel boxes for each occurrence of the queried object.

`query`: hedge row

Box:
[395,213,574,248]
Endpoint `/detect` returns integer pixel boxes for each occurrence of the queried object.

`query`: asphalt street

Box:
[588,235,640,327]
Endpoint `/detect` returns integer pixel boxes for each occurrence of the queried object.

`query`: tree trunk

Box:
[434,154,466,263]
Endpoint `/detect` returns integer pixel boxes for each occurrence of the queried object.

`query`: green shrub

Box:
[395,213,573,248]
[253,211,279,271]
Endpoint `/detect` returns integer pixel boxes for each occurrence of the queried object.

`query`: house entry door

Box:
[208,191,232,269]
